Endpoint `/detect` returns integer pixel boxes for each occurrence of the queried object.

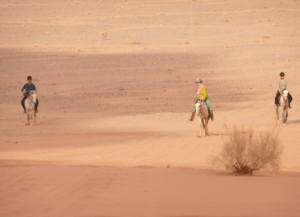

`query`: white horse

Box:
[195,100,211,137]
[276,89,289,124]
[25,90,37,126]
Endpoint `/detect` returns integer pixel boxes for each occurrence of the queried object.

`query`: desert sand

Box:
[1,0,300,216]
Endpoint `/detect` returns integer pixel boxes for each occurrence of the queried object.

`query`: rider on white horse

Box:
[275,72,292,109]
[189,78,214,121]
[21,76,39,114]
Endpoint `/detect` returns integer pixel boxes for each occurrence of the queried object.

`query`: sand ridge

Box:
[1,0,300,216]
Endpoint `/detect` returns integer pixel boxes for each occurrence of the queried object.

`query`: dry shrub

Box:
[101,32,107,40]
[91,46,97,52]
[214,126,283,175]
[191,18,199,25]
[128,36,140,44]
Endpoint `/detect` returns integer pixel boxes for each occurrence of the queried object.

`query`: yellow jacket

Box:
[197,85,209,100]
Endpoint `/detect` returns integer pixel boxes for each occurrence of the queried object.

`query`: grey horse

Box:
[195,100,212,137]
[276,89,289,125]
[25,90,37,126]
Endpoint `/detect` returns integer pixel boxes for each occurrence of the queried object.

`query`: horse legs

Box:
[199,118,204,137]
[204,119,209,136]
[26,110,33,126]
[26,112,30,125]
[283,108,288,125]
[34,111,36,124]
[199,118,202,137]
[276,107,279,121]
[282,108,287,124]
[202,121,206,137]
[29,112,32,126]
[31,113,33,126]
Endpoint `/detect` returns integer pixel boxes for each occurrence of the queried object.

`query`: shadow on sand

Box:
[287,119,300,125]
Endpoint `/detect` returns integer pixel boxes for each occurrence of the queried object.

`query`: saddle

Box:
[195,100,210,117]
[201,99,212,115]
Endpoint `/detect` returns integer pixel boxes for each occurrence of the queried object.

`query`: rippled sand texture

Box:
[1,0,300,216]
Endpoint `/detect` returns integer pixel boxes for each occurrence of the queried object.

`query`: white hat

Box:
[195,78,202,83]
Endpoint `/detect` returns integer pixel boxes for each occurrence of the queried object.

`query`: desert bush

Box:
[101,32,107,40]
[214,126,283,175]
[191,18,199,25]
[91,46,97,52]
[128,36,140,44]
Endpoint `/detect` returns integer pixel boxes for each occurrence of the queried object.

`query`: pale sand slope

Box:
[1,0,300,216]
[1,166,300,217]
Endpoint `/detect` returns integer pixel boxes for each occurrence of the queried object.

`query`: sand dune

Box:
[1,0,300,216]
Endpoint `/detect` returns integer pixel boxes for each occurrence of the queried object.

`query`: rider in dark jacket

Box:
[21,76,39,113]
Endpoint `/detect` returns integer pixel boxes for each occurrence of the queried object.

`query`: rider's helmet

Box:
[195,78,203,83]
[27,76,32,80]
[280,72,285,77]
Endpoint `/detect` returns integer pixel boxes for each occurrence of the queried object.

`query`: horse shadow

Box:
[287,119,300,125]
[197,133,230,138]
[210,133,230,136]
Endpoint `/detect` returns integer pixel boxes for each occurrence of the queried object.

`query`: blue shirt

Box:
[21,83,36,95]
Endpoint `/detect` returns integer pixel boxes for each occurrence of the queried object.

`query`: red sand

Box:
[1,166,300,217]
[1,0,300,216]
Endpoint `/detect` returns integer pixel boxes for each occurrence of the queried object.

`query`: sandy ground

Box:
[1,0,300,216]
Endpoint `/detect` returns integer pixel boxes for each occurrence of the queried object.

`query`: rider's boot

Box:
[289,104,292,109]
[210,113,214,121]
[23,110,26,114]
[189,112,196,121]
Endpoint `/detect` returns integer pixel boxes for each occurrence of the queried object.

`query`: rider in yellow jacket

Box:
[189,78,214,121]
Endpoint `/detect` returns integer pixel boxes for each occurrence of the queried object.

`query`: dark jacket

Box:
[21,83,36,95]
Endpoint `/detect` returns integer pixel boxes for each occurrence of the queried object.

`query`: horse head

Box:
[29,90,37,95]
[195,99,201,115]
[277,89,289,124]
[279,89,289,108]
[195,100,209,118]
[28,90,37,104]
[282,89,289,99]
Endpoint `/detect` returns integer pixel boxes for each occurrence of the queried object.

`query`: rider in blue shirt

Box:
[21,76,39,113]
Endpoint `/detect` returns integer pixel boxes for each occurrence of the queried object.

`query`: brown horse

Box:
[195,100,212,137]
